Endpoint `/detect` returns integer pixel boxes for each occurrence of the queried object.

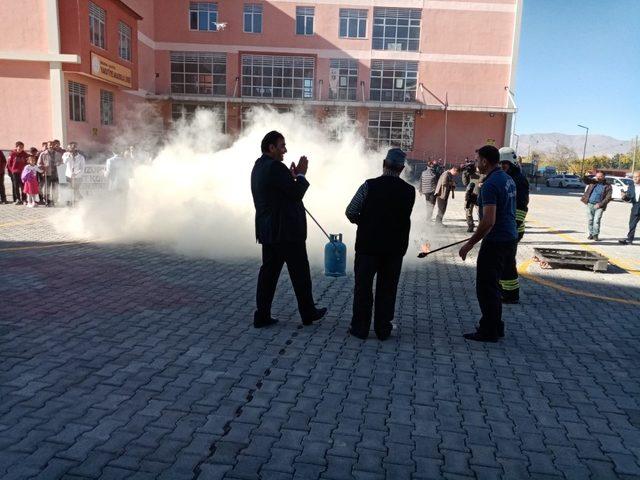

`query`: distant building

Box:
[0,0,522,161]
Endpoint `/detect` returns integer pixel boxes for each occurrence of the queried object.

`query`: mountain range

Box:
[516,133,634,157]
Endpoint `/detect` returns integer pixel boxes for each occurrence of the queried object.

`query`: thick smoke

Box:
[54,107,438,264]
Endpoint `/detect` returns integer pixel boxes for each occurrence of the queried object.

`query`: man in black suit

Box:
[619,171,640,245]
[251,131,327,329]
[345,148,416,340]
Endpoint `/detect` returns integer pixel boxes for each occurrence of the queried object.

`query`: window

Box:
[100,90,114,125]
[325,107,357,140]
[119,22,132,61]
[172,103,226,131]
[241,55,315,99]
[190,2,218,31]
[329,59,358,101]
[372,8,421,52]
[89,2,106,49]
[244,4,263,33]
[368,110,414,151]
[170,52,227,96]
[69,81,86,122]
[296,6,314,35]
[370,60,418,102]
[339,9,367,38]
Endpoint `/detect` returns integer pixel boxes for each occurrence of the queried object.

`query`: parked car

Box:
[546,174,583,188]
[606,176,633,201]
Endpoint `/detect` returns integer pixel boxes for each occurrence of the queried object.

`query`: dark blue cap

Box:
[384,148,406,167]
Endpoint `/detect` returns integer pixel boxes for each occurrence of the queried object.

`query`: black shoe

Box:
[498,324,505,338]
[467,226,475,233]
[618,239,632,245]
[588,235,593,240]
[348,328,368,340]
[302,307,327,326]
[14,200,22,205]
[463,331,498,343]
[254,317,279,329]
[592,235,599,241]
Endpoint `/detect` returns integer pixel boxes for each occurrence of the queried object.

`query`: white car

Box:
[606,176,634,201]
[546,174,583,188]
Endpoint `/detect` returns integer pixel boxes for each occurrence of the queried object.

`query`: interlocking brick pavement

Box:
[1,188,640,479]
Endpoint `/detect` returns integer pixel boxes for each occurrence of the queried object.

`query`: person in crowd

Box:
[62,142,86,205]
[21,155,42,208]
[434,165,459,224]
[581,171,612,241]
[0,149,7,204]
[345,148,415,340]
[458,145,517,342]
[419,160,439,223]
[29,147,45,204]
[618,171,640,245]
[462,162,482,233]
[251,131,327,329]
[105,150,133,192]
[499,147,530,304]
[52,139,65,155]
[7,141,28,204]
[38,141,62,206]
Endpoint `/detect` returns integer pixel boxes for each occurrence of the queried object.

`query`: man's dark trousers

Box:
[256,241,315,322]
[0,173,6,202]
[351,253,403,340]
[627,211,640,243]
[10,172,24,202]
[477,239,517,336]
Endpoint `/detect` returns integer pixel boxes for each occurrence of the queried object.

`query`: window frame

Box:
[296,6,315,36]
[118,21,132,62]
[100,89,114,126]
[372,7,422,52]
[170,51,227,96]
[243,4,263,34]
[241,54,315,100]
[171,103,226,131]
[89,2,106,49]
[369,60,418,103]
[367,110,415,151]
[328,59,358,101]
[68,81,87,123]
[339,9,367,39]
[189,2,219,32]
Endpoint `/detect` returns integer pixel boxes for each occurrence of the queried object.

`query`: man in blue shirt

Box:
[580,171,612,241]
[459,145,517,342]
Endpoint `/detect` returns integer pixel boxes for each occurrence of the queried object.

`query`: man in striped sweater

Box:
[419,160,439,222]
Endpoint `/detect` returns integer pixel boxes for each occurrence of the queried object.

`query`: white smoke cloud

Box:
[53,106,440,265]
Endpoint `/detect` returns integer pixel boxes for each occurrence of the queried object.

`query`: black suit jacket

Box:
[623,184,640,216]
[251,154,310,244]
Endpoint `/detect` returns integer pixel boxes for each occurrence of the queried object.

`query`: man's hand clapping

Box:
[290,156,309,177]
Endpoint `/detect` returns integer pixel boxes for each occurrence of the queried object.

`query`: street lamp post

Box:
[578,124,589,176]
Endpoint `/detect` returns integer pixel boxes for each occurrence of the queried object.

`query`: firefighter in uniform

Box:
[498,147,529,304]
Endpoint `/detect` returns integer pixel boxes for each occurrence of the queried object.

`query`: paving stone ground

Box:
[1,186,640,480]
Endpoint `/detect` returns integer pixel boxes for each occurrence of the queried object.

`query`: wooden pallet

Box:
[533,248,609,272]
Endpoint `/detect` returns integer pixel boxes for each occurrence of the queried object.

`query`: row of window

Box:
[189,3,422,52]
[68,81,114,125]
[172,102,414,151]
[170,53,419,102]
[89,1,132,61]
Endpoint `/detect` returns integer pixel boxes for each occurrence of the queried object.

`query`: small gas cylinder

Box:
[324,233,347,277]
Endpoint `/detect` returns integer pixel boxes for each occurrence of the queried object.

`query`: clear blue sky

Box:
[516,0,640,140]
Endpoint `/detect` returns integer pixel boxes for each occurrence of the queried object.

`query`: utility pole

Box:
[632,135,638,173]
[578,124,589,176]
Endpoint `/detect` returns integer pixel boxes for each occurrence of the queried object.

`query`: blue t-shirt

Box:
[478,167,517,242]
[588,183,605,204]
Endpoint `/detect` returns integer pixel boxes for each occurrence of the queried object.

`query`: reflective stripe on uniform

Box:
[500,279,520,291]
[515,209,527,222]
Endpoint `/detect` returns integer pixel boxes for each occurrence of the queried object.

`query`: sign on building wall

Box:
[91,52,132,88]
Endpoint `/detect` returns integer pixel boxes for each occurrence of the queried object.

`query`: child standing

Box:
[21,155,42,208]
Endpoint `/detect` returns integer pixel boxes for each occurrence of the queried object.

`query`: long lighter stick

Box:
[418,238,471,258]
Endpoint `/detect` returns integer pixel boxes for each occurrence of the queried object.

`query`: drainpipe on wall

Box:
[47,0,67,145]
[504,86,518,147]
[232,77,239,98]
[360,81,365,102]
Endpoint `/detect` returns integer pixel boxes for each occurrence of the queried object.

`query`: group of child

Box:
[1,140,85,208]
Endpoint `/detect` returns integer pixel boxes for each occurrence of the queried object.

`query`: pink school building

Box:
[0,0,522,162]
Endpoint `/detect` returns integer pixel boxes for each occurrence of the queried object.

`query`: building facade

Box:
[0,0,522,162]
